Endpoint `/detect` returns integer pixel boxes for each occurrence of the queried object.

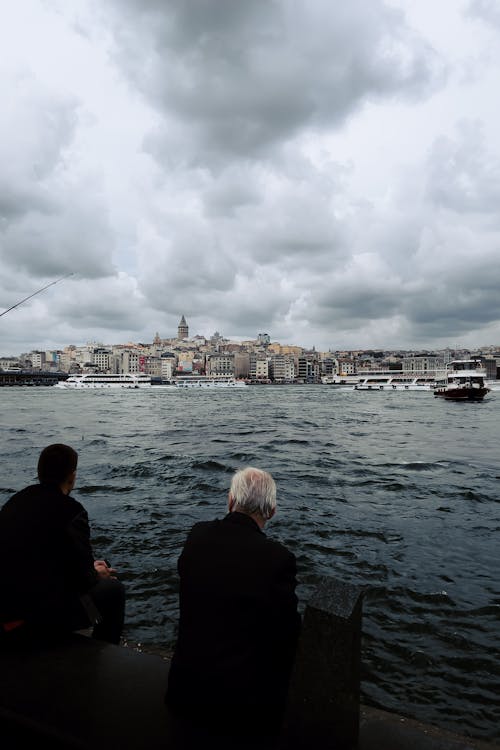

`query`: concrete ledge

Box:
[359,706,499,750]
[0,634,171,749]
[1,635,498,749]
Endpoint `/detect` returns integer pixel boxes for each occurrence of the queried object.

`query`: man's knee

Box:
[90,578,125,615]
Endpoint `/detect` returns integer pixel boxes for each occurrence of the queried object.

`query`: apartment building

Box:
[297,355,320,383]
[121,350,140,373]
[0,357,21,370]
[337,358,356,376]
[141,355,162,376]
[234,352,250,379]
[206,353,235,376]
[92,348,111,372]
[269,355,295,382]
[161,353,176,380]
[402,356,445,373]
[30,351,46,369]
[249,354,269,381]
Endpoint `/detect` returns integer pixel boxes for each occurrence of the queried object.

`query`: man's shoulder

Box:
[184,517,295,562]
[2,484,85,519]
[187,518,223,538]
[262,534,295,564]
[2,484,41,511]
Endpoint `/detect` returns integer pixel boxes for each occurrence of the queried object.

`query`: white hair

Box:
[230,467,277,520]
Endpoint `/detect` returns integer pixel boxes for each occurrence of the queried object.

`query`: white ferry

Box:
[434,361,490,401]
[53,373,152,389]
[352,375,437,391]
[322,372,439,391]
[174,376,248,389]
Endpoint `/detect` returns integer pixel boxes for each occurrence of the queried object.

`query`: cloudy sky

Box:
[1,0,500,354]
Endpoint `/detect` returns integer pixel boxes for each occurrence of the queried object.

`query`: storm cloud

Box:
[1,0,500,353]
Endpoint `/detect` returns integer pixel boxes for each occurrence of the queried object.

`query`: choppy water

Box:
[1,386,499,740]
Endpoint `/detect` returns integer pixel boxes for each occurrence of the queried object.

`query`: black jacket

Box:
[167,512,301,732]
[0,483,98,627]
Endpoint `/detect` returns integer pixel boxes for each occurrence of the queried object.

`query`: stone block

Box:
[282,577,364,750]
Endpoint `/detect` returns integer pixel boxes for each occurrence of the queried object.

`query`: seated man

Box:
[0,443,125,645]
[166,466,301,741]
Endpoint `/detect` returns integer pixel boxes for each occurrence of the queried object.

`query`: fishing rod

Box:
[0,273,74,318]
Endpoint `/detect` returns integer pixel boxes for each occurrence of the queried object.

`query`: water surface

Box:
[1,386,499,740]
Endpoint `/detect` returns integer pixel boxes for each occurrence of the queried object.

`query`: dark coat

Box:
[167,511,301,734]
[0,483,98,629]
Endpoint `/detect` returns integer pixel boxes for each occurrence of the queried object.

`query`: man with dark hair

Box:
[37,443,78,486]
[0,444,125,645]
[167,466,300,744]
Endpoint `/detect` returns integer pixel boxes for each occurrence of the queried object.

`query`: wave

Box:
[191,459,233,473]
[78,484,136,494]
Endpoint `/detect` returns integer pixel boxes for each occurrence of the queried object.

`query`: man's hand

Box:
[94,559,117,579]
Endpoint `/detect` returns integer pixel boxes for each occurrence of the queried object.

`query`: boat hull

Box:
[434,387,489,400]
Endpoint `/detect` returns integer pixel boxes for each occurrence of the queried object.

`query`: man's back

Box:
[167,511,300,733]
[0,483,96,625]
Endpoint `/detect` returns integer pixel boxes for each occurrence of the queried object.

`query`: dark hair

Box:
[37,444,78,485]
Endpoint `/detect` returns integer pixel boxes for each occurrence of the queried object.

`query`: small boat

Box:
[433,360,490,401]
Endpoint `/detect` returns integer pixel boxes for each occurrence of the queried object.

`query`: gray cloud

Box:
[1,2,500,353]
[0,72,115,281]
[0,75,76,221]
[106,0,443,167]
[426,121,500,216]
[467,0,500,28]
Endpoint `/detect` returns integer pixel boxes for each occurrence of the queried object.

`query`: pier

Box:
[0,370,68,387]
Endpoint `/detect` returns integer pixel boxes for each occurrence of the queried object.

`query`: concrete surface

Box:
[0,634,498,749]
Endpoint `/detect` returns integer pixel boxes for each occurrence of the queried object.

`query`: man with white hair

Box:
[166,466,300,742]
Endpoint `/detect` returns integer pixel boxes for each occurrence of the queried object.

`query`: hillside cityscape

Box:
[1,315,500,384]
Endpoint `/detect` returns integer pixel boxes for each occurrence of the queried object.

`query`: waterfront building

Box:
[74,346,94,366]
[0,356,21,370]
[92,348,111,372]
[249,354,270,381]
[177,358,194,374]
[297,355,320,383]
[402,356,445,373]
[161,353,176,379]
[269,355,295,382]
[142,355,162,377]
[337,358,356,376]
[59,351,75,372]
[30,351,46,370]
[178,315,189,340]
[121,350,140,374]
[320,357,336,376]
[43,350,61,369]
[234,352,250,379]
[192,358,205,374]
[206,353,235,377]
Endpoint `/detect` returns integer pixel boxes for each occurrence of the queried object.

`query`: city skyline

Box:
[2,309,499,364]
[2,2,500,355]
